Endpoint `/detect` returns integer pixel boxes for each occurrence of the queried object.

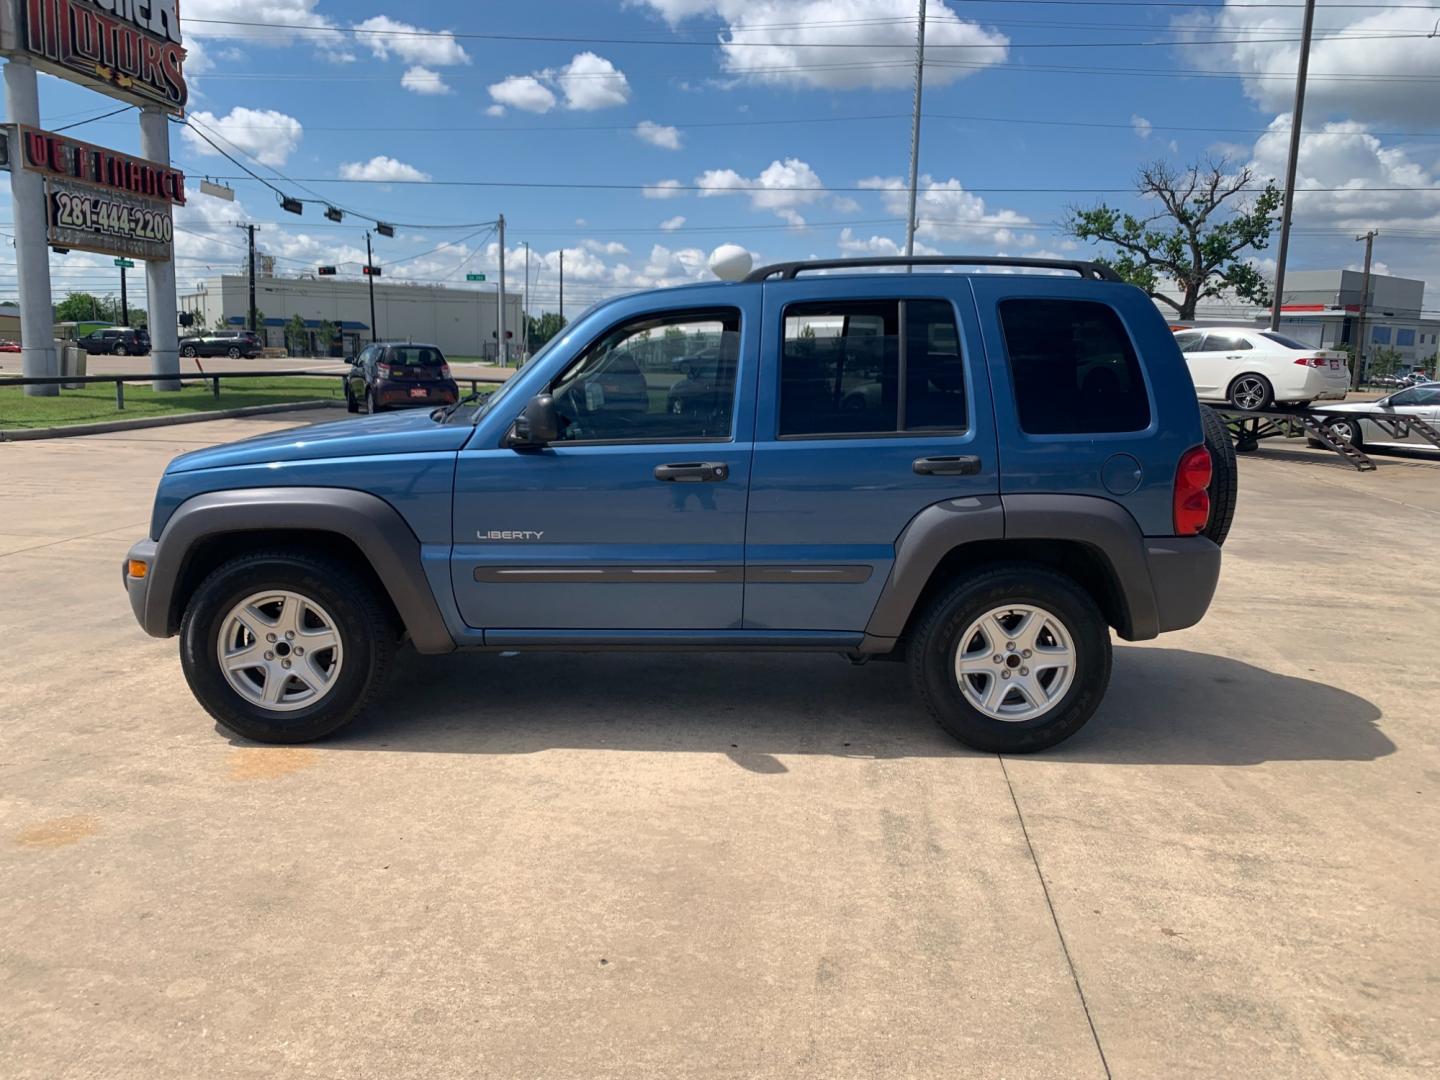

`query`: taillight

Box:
[1173,445,1212,536]
[440,363,452,379]
[1293,357,1326,367]
[377,363,391,380]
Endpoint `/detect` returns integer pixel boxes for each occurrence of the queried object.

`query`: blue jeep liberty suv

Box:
[124,256,1233,753]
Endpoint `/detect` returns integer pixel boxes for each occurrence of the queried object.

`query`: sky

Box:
[3,0,1440,318]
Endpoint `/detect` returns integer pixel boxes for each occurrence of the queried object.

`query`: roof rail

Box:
[742,256,1122,283]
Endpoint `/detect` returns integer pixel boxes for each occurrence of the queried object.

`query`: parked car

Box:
[77,326,150,356]
[0,339,20,353]
[345,342,458,413]
[1313,384,1440,452]
[123,255,1234,754]
[1171,327,1349,409]
[667,346,738,418]
[179,330,262,359]
[1369,374,1407,389]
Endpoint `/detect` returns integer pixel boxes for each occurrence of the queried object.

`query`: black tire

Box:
[1325,416,1363,448]
[368,389,383,414]
[1198,404,1238,547]
[114,343,127,356]
[1227,373,1274,411]
[346,389,359,414]
[227,346,242,359]
[179,551,396,744]
[181,346,197,358]
[909,565,1112,754]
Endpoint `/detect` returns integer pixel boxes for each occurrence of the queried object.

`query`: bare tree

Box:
[1064,158,1281,321]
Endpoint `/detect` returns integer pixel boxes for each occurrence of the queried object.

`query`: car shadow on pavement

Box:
[300,645,1391,769]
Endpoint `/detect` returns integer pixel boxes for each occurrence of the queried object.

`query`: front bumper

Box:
[123,538,163,636]
[1145,536,1222,634]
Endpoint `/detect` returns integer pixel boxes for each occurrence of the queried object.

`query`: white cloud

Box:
[632,1,1008,91]
[352,15,470,67]
[1175,3,1440,125]
[1131,115,1153,140]
[643,179,685,199]
[401,66,451,95]
[583,240,631,256]
[485,104,506,117]
[838,228,941,257]
[182,107,303,167]
[696,158,827,224]
[556,52,632,110]
[488,75,557,114]
[636,121,683,150]
[339,156,432,183]
[659,215,687,231]
[184,1,351,61]
[860,174,1035,246]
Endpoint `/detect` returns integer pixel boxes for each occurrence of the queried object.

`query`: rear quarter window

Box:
[998,298,1151,435]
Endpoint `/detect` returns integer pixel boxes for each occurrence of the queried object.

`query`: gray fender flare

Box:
[138,487,454,654]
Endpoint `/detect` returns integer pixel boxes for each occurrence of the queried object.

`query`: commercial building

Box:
[179,275,524,360]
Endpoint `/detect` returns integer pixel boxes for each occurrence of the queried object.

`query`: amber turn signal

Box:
[127,559,149,579]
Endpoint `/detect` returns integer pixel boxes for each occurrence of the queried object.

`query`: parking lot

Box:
[2,414,1437,1078]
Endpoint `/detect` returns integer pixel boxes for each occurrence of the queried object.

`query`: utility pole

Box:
[1353,230,1376,389]
[523,241,530,361]
[119,265,129,326]
[497,214,507,367]
[1268,0,1317,331]
[247,224,258,334]
[365,230,378,344]
[904,0,928,260]
[558,249,565,324]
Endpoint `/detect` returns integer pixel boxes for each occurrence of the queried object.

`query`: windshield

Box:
[386,346,445,366]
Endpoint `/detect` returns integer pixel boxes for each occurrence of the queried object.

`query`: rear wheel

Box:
[1228,373,1274,411]
[179,551,395,744]
[345,388,359,413]
[909,565,1111,754]
[368,389,384,414]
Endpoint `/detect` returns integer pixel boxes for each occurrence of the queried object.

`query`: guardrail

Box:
[0,369,494,410]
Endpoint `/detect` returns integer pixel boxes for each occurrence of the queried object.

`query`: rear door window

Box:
[1201,334,1251,352]
[997,298,1151,435]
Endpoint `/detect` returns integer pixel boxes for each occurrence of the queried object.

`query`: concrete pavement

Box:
[1,415,1437,1078]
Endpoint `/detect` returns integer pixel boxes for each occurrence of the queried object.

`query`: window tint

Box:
[551,309,740,442]
[1372,326,1391,345]
[779,299,966,437]
[1259,331,1310,349]
[1396,328,1416,348]
[998,298,1151,435]
[386,345,445,367]
[1173,331,1203,353]
[1202,334,1251,352]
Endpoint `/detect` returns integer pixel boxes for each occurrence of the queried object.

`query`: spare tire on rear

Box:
[1198,404,1238,546]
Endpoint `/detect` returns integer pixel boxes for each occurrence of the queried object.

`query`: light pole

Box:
[904,0,928,261]
[1268,0,1317,332]
[365,230,378,344]
[497,214,507,367]
[523,240,530,361]
[1353,230,1376,389]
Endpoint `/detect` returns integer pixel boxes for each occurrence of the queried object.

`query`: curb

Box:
[0,399,344,442]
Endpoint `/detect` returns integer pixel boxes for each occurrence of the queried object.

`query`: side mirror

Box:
[508,393,559,448]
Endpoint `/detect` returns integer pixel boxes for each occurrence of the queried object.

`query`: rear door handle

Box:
[913,455,982,476]
[655,461,729,482]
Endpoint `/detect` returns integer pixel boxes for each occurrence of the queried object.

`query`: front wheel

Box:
[181,346,197,358]
[1325,416,1363,448]
[179,551,396,743]
[909,566,1111,754]
[227,346,242,359]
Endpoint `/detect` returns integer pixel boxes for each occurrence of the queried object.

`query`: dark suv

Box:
[78,326,150,355]
[345,342,459,412]
[124,256,1235,753]
[179,330,262,359]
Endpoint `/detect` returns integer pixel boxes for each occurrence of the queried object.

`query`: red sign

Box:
[19,0,188,112]
[20,125,186,205]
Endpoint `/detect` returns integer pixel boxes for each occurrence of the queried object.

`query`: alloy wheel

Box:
[217,590,344,713]
[953,604,1077,722]
[1232,376,1269,410]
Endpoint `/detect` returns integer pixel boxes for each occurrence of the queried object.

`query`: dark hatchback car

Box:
[78,326,150,355]
[346,342,459,413]
[179,330,262,359]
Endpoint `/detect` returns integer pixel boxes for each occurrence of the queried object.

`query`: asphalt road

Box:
[2,416,1437,1078]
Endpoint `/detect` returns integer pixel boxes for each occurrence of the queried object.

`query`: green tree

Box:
[525,311,567,350]
[1064,158,1281,321]
[284,314,308,356]
[54,292,105,322]
[316,319,339,358]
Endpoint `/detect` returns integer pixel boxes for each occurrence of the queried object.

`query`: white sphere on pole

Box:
[709,244,753,282]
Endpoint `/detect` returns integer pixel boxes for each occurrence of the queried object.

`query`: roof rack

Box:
[742,256,1122,283]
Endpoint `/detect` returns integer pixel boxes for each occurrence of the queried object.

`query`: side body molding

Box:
[862,495,1005,644]
[134,487,455,654]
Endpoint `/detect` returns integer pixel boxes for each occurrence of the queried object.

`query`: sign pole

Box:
[119,264,129,326]
[366,231,378,344]
[3,57,57,396]
[139,106,180,390]
[497,214,507,367]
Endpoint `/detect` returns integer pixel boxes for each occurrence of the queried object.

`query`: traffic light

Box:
[362,265,382,277]
[318,266,337,276]
[376,222,395,238]
[324,206,343,223]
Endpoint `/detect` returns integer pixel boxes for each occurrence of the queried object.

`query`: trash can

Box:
[60,342,87,390]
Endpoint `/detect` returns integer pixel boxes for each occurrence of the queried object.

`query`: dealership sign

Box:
[3,0,188,112]
[17,125,181,260]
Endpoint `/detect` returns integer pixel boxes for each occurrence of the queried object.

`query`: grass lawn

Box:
[0,377,344,430]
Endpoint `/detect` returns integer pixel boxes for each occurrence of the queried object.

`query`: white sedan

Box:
[1172,327,1351,410]
[1314,384,1440,452]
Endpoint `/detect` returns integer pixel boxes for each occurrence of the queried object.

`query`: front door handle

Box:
[913,455,982,477]
[655,461,729,482]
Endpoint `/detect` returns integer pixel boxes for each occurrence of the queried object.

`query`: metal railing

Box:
[0,369,496,411]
